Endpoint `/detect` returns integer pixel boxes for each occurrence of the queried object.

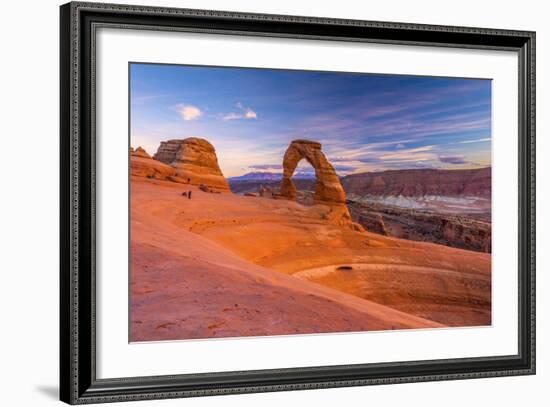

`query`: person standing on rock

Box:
[188,190,192,200]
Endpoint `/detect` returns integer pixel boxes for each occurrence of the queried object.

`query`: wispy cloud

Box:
[249,164,283,170]
[379,145,435,161]
[131,63,491,176]
[175,104,203,121]
[333,165,358,172]
[224,102,257,121]
[131,94,169,105]
[458,137,491,144]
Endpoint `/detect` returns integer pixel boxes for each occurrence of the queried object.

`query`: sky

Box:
[130,63,491,178]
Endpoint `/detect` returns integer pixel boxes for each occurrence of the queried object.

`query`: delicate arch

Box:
[279,139,347,205]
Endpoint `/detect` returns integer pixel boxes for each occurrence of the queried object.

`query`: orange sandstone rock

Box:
[132,146,152,159]
[280,139,347,204]
[279,139,351,225]
[130,146,176,180]
[154,138,230,192]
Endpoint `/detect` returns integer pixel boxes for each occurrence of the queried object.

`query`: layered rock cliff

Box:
[130,146,176,180]
[154,138,230,192]
[341,167,491,198]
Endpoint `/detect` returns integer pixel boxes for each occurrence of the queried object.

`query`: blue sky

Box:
[130,63,491,177]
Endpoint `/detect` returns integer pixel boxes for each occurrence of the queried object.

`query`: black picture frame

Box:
[60,1,536,404]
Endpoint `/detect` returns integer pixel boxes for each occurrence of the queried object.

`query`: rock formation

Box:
[152,140,180,163]
[358,213,388,236]
[154,138,230,192]
[132,146,152,159]
[280,140,346,204]
[130,146,176,180]
[347,200,491,253]
[279,140,351,225]
[341,167,491,198]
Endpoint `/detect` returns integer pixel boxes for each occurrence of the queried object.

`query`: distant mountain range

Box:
[228,167,491,199]
[228,171,315,182]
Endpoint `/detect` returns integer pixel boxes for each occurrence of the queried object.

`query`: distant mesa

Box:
[341,167,491,198]
[130,146,176,180]
[153,138,230,192]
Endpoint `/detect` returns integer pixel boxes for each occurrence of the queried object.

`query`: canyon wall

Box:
[341,167,491,198]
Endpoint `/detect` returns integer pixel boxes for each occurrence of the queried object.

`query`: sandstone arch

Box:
[279,139,347,205]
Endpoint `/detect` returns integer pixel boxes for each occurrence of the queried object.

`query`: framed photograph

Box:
[60,1,536,404]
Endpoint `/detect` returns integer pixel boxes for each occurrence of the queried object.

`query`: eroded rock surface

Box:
[279,139,351,225]
[358,212,388,236]
[132,146,152,159]
[130,146,176,180]
[154,138,230,192]
[280,140,346,204]
[348,200,491,253]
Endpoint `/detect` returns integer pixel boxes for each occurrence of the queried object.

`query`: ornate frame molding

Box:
[60,2,535,404]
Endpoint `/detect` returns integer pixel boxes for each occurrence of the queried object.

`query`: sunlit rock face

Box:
[132,146,152,159]
[130,146,176,180]
[279,139,351,226]
[280,139,347,205]
[154,138,230,192]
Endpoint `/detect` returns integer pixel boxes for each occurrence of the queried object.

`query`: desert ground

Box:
[130,169,491,341]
